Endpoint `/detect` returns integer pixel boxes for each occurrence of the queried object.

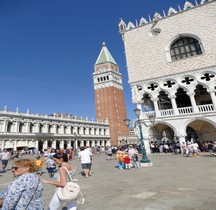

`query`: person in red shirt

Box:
[123,154,131,170]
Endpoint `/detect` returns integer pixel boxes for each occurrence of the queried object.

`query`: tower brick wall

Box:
[95,87,128,145]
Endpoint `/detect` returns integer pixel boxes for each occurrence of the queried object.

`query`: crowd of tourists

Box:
[0,141,215,209]
[0,146,89,209]
[149,140,216,157]
[115,145,141,169]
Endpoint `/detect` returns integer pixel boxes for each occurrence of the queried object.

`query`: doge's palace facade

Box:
[119,0,216,152]
[0,107,110,151]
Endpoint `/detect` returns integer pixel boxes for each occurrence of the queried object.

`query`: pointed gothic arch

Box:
[175,88,191,108]
[194,84,212,105]
[158,91,172,110]
[142,93,154,112]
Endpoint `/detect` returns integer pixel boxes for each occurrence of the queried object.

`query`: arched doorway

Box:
[151,123,175,144]
[186,120,215,150]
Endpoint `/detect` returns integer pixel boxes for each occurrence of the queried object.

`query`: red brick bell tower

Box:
[93,42,129,145]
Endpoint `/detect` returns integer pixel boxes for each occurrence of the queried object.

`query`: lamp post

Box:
[124,108,155,166]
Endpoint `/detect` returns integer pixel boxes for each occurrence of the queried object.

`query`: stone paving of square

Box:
[0,153,216,210]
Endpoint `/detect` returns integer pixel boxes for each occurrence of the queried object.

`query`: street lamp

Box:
[124,108,155,166]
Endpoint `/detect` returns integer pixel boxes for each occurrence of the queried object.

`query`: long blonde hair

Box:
[14,159,36,173]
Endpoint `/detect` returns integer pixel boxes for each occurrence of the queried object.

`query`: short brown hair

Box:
[14,159,36,173]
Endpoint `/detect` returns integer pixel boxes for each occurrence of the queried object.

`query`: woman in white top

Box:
[42,152,76,210]
[191,142,200,157]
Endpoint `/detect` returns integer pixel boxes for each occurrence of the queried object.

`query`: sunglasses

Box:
[11,166,19,171]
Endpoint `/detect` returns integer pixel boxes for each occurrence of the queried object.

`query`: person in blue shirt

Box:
[0,158,44,209]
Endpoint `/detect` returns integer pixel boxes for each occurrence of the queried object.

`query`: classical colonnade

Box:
[0,110,110,151]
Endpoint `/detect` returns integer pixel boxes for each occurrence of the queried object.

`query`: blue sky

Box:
[0,0,187,121]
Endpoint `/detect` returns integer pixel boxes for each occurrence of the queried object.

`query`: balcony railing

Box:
[160,109,174,116]
[198,104,214,112]
[178,107,193,114]
[145,103,215,117]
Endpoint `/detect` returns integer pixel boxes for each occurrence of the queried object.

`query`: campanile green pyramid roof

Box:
[95,42,117,65]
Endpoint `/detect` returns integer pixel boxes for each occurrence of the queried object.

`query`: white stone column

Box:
[66,125,71,135]
[105,140,109,147]
[170,96,179,115]
[72,127,77,135]
[96,140,100,146]
[106,128,110,136]
[52,124,57,134]
[79,127,84,135]
[80,140,84,147]
[101,140,105,147]
[43,140,48,149]
[91,140,95,147]
[188,93,199,113]
[1,140,5,150]
[209,91,216,110]
[96,128,99,135]
[44,124,49,133]
[60,140,64,149]
[86,140,90,147]
[0,122,3,132]
[85,127,90,135]
[152,98,161,117]
[59,125,64,134]
[2,121,8,132]
[36,123,40,133]
[26,122,30,133]
[101,129,104,136]
[15,121,20,133]
[67,141,70,148]
[14,140,17,151]
[35,140,39,150]
[75,140,78,149]
[52,140,56,149]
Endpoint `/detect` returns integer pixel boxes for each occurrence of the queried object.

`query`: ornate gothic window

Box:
[170,37,202,61]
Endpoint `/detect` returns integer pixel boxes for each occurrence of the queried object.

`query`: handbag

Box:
[56,166,84,204]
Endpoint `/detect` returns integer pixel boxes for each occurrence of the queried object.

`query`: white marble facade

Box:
[119,0,216,153]
[0,109,110,151]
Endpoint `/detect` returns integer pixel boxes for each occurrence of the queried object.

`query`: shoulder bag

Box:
[56,166,85,204]
[25,176,40,210]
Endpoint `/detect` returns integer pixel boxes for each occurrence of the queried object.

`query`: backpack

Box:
[56,167,85,204]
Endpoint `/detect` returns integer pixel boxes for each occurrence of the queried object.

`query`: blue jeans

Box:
[118,161,123,169]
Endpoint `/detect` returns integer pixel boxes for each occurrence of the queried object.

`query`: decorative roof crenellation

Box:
[118,0,214,33]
